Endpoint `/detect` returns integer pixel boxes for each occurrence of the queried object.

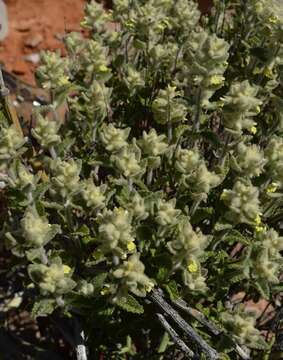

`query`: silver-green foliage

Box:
[2,0,283,357]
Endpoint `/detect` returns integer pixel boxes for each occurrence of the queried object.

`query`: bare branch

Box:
[75,319,88,360]
[173,297,250,360]
[173,298,220,336]
[157,313,195,358]
[149,289,219,360]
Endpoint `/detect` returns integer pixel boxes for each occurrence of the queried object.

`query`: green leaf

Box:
[31,299,56,318]
[255,279,270,299]
[97,306,115,317]
[25,247,45,262]
[214,221,233,231]
[157,332,171,353]
[33,182,49,200]
[215,155,230,185]
[156,267,170,283]
[164,280,180,301]
[223,229,251,245]
[173,124,190,142]
[250,336,268,350]
[91,272,108,293]
[72,224,90,236]
[115,294,144,314]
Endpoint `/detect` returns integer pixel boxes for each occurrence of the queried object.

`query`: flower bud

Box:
[113,253,154,297]
[100,124,130,152]
[21,207,60,248]
[221,180,260,225]
[32,115,61,148]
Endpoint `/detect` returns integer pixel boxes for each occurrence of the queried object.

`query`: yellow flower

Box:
[187,260,198,273]
[255,225,265,233]
[63,265,71,274]
[254,214,265,233]
[58,76,70,86]
[127,241,136,251]
[98,65,108,72]
[209,74,225,86]
[255,214,261,226]
[250,126,257,135]
[269,15,278,24]
[263,67,273,79]
[266,182,278,193]
[145,281,155,293]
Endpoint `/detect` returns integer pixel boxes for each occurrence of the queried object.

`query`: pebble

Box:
[14,19,34,32]
[24,53,40,64]
[24,33,43,48]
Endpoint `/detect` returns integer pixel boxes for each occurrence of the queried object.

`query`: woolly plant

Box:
[1,0,283,358]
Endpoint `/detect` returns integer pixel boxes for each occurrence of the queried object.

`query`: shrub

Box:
[1,0,283,358]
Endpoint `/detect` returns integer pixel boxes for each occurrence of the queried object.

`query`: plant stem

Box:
[193,88,202,132]
[190,197,202,217]
[147,168,153,186]
[50,146,57,160]
[168,121,172,143]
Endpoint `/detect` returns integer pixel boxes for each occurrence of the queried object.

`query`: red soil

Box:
[0,0,213,86]
[0,0,85,85]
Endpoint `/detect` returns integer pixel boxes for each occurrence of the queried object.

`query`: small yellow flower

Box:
[269,15,278,24]
[255,214,261,226]
[254,214,265,232]
[127,241,136,251]
[266,182,278,193]
[255,106,261,114]
[63,265,71,274]
[255,225,265,233]
[263,67,273,79]
[58,76,70,86]
[187,260,198,273]
[145,281,155,293]
[209,75,225,86]
[98,65,108,72]
[250,126,257,135]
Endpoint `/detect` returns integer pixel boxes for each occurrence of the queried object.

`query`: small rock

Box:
[12,60,28,75]
[25,33,43,48]
[14,19,34,32]
[24,53,40,64]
